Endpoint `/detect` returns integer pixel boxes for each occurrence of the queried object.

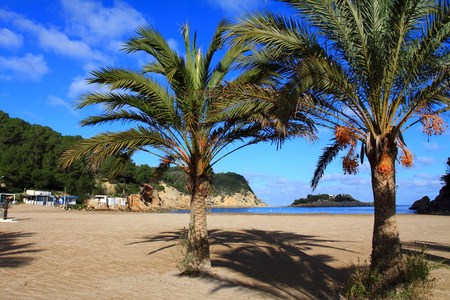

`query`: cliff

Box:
[157,183,266,209]
[409,187,450,214]
[120,182,266,212]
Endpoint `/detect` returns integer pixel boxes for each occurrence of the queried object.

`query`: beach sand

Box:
[1,204,449,299]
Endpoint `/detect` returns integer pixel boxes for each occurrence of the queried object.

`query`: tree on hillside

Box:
[0,111,95,198]
[441,157,450,192]
[61,21,315,270]
[228,0,449,281]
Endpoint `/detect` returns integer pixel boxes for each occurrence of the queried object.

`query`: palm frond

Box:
[311,140,344,190]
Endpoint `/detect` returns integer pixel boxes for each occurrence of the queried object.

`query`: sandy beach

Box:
[1,204,449,299]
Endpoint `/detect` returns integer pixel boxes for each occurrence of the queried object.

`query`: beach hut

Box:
[23,190,78,206]
[94,195,126,207]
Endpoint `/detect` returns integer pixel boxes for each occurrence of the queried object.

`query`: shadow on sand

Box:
[402,241,450,266]
[135,229,355,299]
[0,232,42,268]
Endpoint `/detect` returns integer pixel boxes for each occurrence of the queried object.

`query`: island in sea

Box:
[290,194,373,207]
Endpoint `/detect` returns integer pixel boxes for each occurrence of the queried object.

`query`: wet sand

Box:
[1,204,449,299]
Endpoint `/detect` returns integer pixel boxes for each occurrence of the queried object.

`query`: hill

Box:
[0,111,263,206]
[291,194,372,207]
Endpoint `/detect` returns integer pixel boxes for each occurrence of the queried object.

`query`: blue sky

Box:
[0,0,448,206]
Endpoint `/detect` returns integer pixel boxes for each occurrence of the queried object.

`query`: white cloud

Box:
[167,38,179,52]
[60,0,147,46]
[39,27,106,61]
[15,17,106,61]
[397,176,442,202]
[321,173,371,185]
[0,28,23,49]
[1,8,107,62]
[47,95,77,115]
[68,76,89,98]
[421,142,447,152]
[244,167,445,206]
[413,173,440,180]
[416,156,435,165]
[68,63,108,98]
[0,53,49,81]
[206,0,265,14]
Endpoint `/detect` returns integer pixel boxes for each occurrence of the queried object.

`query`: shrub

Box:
[174,226,210,276]
[343,246,439,299]
[154,185,165,192]
[69,204,87,210]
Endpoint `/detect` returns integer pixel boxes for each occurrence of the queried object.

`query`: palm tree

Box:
[61,21,315,269]
[228,0,450,279]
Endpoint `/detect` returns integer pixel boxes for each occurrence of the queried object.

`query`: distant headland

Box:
[290,194,373,207]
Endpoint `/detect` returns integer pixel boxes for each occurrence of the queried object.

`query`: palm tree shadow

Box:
[0,232,42,268]
[209,229,354,299]
[402,241,450,266]
[137,229,355,299]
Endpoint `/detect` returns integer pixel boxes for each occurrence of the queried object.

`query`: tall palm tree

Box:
[228,0,450,279]
[61,21,315,268]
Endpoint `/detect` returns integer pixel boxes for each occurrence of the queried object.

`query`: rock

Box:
[409,196,430,211]
[155,184,266,209]
[90,182,266,212]
[140,184,161,206]
[411,187,450,213]
[127,194,151,211]
[210,192,267,207]
[157,183,190,209]
[429,189,450,211]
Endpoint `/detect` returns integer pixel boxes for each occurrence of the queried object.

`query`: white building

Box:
[23,190,78,206]
[94,195,126,206]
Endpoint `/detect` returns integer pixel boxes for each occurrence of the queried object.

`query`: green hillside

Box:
[0,111,253,201]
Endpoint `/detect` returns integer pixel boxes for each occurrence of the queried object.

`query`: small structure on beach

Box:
[0,193,17,204]
[94,195,127,207]
[23,190,78,206]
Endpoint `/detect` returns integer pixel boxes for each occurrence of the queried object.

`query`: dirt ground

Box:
[1,204,449,299]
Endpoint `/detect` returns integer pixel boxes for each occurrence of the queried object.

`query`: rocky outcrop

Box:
[292,199,372,207]
[157,183,190,209]
[409,187,450,213]
[127,194,151,211]
[140,184,161,206]
[409,196,430,211]
[127,184,162,211]
[210,192,266,207]
[90,183,266,211]
[156,184,266,209]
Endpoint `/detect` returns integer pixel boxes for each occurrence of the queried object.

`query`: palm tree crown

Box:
[61,20,316,270]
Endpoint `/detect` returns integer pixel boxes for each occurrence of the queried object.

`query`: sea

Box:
[167,205,415,214]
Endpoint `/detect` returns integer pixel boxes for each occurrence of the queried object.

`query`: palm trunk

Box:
[188,176,211,268]
[368,143,402,278]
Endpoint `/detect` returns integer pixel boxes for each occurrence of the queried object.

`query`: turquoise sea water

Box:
[167,205,415,214]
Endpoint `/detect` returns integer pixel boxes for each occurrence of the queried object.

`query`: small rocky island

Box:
[290,194,373,207]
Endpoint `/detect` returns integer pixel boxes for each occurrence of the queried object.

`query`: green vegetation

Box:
[0,111,254,202]
[213,172,253,196]
[344,246,440,299]
[175,225,210,276]
[440,157,450,194]
[0,111,95,200]
[152,169,254,197]
[292,194,358,205]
